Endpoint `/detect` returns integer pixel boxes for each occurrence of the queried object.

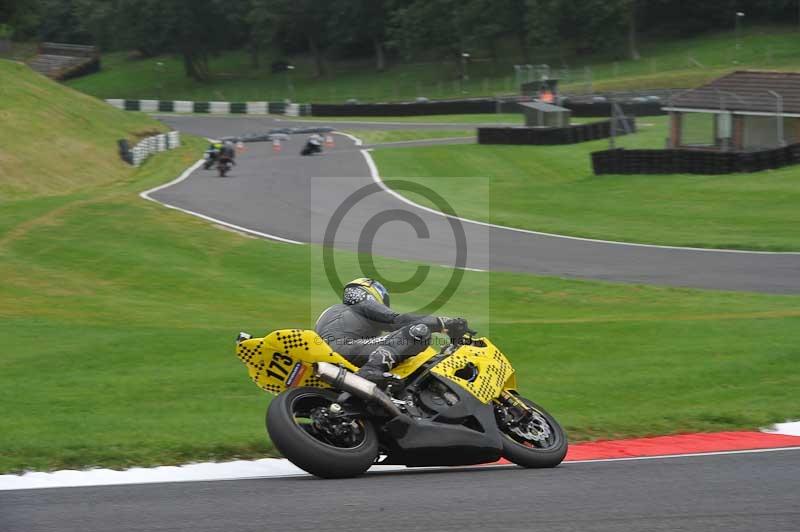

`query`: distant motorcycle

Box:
[217,157,233,177]
[301,135,323,156]
[203,148,219,170]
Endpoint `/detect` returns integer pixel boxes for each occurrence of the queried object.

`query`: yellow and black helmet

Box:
[343,278,390,307]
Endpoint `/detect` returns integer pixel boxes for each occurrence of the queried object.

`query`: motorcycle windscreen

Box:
[236,329,357,394]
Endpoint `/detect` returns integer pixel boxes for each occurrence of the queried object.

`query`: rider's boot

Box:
[356,346,397,385]
[355,323,432,385]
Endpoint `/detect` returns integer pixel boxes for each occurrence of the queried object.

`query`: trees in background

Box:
[2,0,799,78]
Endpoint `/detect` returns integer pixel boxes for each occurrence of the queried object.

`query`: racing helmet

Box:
[343,278,390,307]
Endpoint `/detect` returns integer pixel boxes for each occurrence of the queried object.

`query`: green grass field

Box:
[0,60,168,199]
[67,26,800,103]
[4,150,800,473]
[290,113,526,124]
[3,60,800,474]
[345,129,474,144]
[371,116,800,251]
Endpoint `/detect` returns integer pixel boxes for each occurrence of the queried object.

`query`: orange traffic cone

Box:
[272,138,282,153]
[324,135,335,148]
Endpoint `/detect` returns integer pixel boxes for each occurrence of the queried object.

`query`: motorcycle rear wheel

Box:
[496,395,568,468]
[267,387,378,478]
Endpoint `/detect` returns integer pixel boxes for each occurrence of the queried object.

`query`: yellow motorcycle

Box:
[235,328,567,478]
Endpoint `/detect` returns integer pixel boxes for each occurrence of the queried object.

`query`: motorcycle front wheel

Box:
[495,394,568,468]
[267,387,378,478]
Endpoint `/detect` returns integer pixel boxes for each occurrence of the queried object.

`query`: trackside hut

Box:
[664,70,800,151]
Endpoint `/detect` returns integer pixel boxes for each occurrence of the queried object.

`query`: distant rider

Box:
[204,141,223,169]
[219,140,237,166]
[315,278,468,383]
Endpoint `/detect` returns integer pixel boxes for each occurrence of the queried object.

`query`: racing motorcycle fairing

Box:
[236,329,517,402]
[380,373,504,466]
[236,329,357,394]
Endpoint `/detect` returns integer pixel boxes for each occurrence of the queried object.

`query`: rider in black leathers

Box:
[315,278,467,383]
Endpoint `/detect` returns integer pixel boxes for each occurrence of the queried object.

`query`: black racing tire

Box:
[498,396,568,468]
[266,387,379,479]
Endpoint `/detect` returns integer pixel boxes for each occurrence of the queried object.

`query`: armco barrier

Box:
[118,131,181,167]
[591,143,800,175]
[107,99,290,116]
[478,117,636,146]
[307,99,663,117]
[106,97,665,118]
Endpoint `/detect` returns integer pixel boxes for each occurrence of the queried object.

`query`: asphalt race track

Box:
[3,450,799,532]
[152,115,800,294]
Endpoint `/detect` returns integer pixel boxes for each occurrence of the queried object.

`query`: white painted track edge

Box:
[341,131,800,256]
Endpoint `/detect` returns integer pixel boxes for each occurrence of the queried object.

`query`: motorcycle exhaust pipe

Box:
[315,362,403,418]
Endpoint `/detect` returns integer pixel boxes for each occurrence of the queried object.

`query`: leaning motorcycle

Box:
[203,148,218,170]
[300,138,323,156]
[217,157,232,177]
[235,328,568,478]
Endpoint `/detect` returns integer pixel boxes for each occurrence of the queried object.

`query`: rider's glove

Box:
[440,317,468,338]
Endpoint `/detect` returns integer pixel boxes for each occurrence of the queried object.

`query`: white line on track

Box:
[145,131,800,256]
[3,446,799,492]
[365,136,475,146]
[139,158,305,245]
[343,131,800,256]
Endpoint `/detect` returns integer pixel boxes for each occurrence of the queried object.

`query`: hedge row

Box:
[592,144,800,175]
[478,117,637,145]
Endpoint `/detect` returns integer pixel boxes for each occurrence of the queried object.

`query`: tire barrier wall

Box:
[478,117,637,146]
[107,97,664,118]
[591,143,800,175]
[106,99,296,116]
[308,100,663,117]
[118,131,181,166]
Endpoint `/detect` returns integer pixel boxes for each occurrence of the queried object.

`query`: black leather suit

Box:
[315,289,443,372]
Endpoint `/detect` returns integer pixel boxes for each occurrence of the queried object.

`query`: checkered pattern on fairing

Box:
[235,329,357,394]
[430,344,514,404]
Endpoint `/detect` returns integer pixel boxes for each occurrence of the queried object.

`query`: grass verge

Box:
[345,129,474,144]
[2,139,800,472]
[372,116,800,251]
[0,60,167,199]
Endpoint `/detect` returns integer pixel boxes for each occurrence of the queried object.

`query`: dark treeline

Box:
[2,0,798,79]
